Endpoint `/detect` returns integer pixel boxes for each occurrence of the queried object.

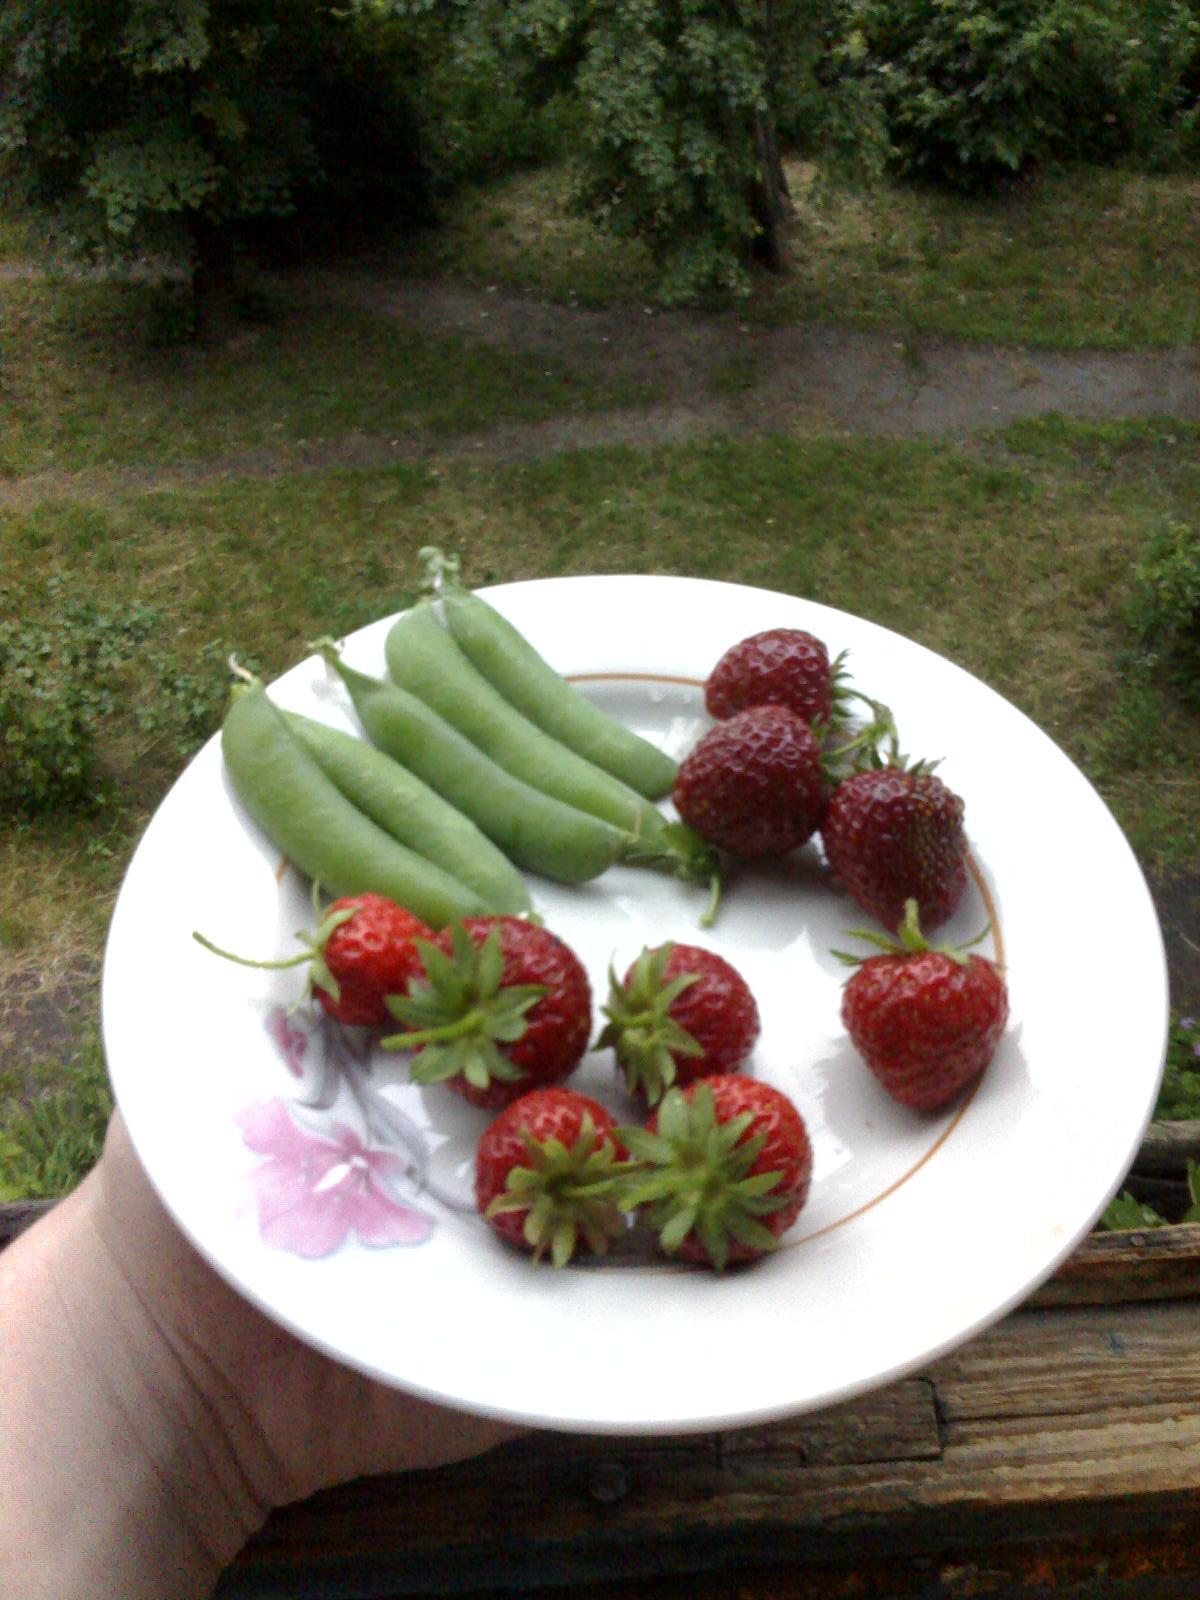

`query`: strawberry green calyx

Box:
[486,1114,629,1267]
[618,1084,789,1272]
[597,945,705,1106]
[382,923,545,1092]
[818,690,902,785]
[833,897,991,968]
[620,819,723,918]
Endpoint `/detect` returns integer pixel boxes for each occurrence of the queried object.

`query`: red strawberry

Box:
[193,891,433,1027]
[705,627,842,726]
[673,704,826,857]
[475,1087,627,1266]
[820,763,967,931]
[311,894,434,1025]
[383,915,591,1110]
[619,1076,813,1270]
[598,942,760,1106]
[838,900,1008,1112]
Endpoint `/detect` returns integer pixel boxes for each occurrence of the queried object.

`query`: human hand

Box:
[0,1111,521,1600]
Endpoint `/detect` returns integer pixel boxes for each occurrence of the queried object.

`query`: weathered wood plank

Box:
[223,1299,1200,1599]
[1026,1223,1200,1306]
[929,1299,1200,1420]
[1133,1120,1200,1175]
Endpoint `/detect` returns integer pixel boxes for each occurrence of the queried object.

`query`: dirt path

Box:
[2,270,1197,510]
[299,269,1200,440]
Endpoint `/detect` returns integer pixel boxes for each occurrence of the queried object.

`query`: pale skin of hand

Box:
[0,1111,522,1600]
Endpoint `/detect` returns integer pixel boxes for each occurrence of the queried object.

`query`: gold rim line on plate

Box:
[569,668,1004,1260]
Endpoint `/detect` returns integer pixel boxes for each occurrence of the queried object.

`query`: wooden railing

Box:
[6,1125,1200,1600]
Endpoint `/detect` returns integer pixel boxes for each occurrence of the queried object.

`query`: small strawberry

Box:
[705,627,846,727]
[673,704,826,858]
[598,942,760,1106]
[193,889,433,1027]
[820,762,967,932]
[475,1087,628,1266]
[383,915,591,1110]
[619,1077,813,1270]
[837,899,1008,1112]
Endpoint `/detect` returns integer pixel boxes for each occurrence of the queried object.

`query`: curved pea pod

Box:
[220,682,490,928]
[384,600,717,888]
[283,710,532,916]
[320,651,626,886]
[423,548,677,800]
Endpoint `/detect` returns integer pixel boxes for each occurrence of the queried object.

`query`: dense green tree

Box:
[0,0,425,283]
[572,0,793,303]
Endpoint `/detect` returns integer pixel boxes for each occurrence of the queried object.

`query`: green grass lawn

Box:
[3,159,1199,1197]
[409,161,1200,349]
[0,278,657,477]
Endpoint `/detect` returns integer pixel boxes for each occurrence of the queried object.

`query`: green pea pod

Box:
[384,599,717,887]
[283,711,533,916]
[320,650,626,886]
[423,548,677,800]
[221,681,491,927]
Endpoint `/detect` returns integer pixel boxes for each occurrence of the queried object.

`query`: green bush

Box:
[400,0,582,193]
[0,577,227,817]
[836,0,1200,191]
[1125,517,1200,708]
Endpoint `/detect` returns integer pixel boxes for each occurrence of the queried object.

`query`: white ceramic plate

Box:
[102,575,1168,1435]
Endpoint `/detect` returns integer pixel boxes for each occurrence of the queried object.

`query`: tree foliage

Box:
[571,0,782,304]
[0,0,426,276]
[837,0,1200,190]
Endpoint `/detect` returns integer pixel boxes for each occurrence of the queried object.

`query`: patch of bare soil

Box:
[0,961,100,1089]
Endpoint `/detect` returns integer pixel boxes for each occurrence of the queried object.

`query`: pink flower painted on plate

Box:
[265,1007,310,1078]
[238,1099,433,1258]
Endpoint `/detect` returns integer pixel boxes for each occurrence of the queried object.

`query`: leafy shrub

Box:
[1050,0,1200,169]
[1125,517,1200,708]
[398,0,583,193]
[836,0,1200,191]
[1155,1011,1200,1121]
[1101,1163,1200,1229]
[0,577,227,817]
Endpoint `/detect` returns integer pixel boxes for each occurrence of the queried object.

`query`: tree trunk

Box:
[750,105,790,274]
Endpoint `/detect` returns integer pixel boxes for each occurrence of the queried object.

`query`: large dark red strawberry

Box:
[475,1087,627,1266]
[193,891,433,1027]
[619,1076,813,1270]
[673,704,826,858]
[838,900,1008,1112]
[820,763,967,931]
[705,627,843,727]
[598,942,760,1106]
[383,915,591,1110]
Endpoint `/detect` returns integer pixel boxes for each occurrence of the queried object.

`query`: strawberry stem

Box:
[191,932,311,973]
[384,1006,487,1049]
